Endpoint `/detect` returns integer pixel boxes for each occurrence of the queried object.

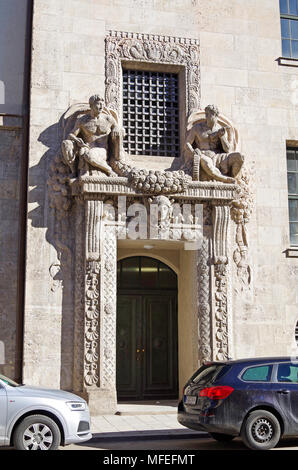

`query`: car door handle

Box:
[276,390,290,394]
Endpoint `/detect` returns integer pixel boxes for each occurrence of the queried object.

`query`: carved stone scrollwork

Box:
[214,260,229,361]
[100,225,117,388]
[212,204,230,361]
[84,200,103,387]
[84,260,100,386]
[198,236,212,363]
[231,165,254,290]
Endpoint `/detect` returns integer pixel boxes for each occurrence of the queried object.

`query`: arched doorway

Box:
[116,256,178,401]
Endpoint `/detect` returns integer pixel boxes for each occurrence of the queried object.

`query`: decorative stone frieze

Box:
[105,31,200,117]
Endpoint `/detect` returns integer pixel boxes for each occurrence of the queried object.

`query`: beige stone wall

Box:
[24,0,298,391]
[0,0,31,381]
[0,118,23,380]
[194,0,298,358]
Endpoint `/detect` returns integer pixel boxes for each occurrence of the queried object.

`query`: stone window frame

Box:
[287,145,298,247]
[279,0,298,66]
[105,30,200,164]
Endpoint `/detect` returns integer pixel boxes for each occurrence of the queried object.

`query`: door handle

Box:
[276,390,290,394]
[136,349,145,361]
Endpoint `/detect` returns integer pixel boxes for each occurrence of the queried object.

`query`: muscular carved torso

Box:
[76,113,114,147]
[194,122,224,153]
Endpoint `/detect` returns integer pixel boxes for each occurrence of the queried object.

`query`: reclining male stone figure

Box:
[185,104,244,183]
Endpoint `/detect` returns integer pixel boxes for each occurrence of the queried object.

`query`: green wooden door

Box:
[116,257,178,401]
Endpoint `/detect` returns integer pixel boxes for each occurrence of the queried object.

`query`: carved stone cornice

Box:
[105,30,200,117]
[70,177,238,202]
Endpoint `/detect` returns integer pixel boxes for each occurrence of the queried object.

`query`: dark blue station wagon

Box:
[178,357,298,450]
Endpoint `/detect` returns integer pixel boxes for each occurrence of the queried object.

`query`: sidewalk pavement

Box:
[90,401,206,441]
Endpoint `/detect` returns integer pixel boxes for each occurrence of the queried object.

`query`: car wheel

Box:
[209,432,235,442]
[241,410,281,450]
[13,414,61,450]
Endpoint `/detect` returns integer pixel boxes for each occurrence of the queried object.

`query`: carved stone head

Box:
[152,195,173,226]
[204,104,219,128]
[89,95,105,116]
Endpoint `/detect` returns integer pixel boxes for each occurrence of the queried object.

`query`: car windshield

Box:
[0,374,20,387]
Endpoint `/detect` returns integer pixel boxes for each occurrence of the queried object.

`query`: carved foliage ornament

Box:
[212,205,230,361]
[84,260,100,386]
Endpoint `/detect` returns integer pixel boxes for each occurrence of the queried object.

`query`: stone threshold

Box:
[115,400,178,416]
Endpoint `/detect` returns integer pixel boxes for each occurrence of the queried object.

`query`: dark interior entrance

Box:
[116,256,178,401]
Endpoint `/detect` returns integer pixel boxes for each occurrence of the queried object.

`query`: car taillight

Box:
[199,386,234,400]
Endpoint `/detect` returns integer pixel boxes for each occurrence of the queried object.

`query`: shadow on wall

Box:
[27,114,76,391]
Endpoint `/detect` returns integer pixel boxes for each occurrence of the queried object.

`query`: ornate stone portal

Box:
[48,33,252,414]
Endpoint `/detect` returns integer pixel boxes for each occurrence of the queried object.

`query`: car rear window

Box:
[191,364,227,385]
[241,365,272,382]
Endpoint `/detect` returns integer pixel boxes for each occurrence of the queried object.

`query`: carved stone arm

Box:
[219,129,232,153]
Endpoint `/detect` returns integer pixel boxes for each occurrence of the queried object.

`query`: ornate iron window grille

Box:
[122,69,180,157]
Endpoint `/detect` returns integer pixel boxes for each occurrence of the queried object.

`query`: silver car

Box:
[0,374,92,450]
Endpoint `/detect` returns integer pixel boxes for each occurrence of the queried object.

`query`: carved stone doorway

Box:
[116,256,178,401]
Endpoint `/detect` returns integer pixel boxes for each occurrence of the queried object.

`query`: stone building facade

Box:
[1,0,298,414]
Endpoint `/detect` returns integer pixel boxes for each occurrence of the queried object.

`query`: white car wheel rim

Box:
[23,423,54,450]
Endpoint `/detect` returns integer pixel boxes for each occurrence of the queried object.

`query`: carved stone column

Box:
[97,223,117,413]
[81,200,116,414]
[211,204,232,361]
[84,200,102,389]
[197,234,212,363]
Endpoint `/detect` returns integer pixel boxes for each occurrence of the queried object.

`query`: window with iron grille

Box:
[280,0,298,58]
[122,69,180,157]
[287,147,298,246]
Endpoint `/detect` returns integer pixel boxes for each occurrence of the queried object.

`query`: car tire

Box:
[13,414,61,450]
[209,432,235,442]
[240,410,281,450]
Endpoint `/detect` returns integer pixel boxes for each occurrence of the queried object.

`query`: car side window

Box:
[241,365,272,382]
[277,363,298,383]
